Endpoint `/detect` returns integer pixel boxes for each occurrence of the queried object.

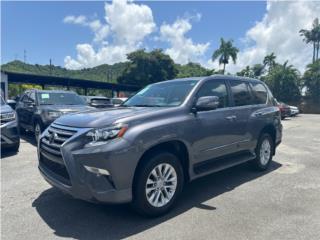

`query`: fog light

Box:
[84,166,110,176]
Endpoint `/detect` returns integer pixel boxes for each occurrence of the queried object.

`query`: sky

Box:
[2,0,320,73]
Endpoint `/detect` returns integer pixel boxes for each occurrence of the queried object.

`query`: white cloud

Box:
[160,16,210,65]
[224,0,320,73]
[64,0,155,69]
[63,15,87,25]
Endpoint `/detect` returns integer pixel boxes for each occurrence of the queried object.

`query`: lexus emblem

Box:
[49,132,58,143]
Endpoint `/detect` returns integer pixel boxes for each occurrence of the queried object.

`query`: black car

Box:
[82,96,113,108]
[16,89,92,142]
[38,75,282,216]
[1,96,20,152]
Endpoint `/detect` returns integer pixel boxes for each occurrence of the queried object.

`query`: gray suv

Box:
[16,90,92,142]
[38,75,282,216]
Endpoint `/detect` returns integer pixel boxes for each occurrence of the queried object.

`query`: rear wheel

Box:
[132,152,184,217]
[252,133,274,171]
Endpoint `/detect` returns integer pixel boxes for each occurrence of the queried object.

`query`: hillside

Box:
[1,60,214,84]
[1,60,129,83]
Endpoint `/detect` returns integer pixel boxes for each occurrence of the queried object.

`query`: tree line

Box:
[119,18,320,104]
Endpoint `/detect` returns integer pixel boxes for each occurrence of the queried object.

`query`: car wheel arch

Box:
[259,124,276,155]
[132,140,190,190]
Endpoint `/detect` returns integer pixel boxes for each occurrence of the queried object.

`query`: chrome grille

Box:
[41,123,77,157]
[39,123,78,186]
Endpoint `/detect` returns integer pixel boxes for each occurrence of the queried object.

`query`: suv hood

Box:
[0,104,14,114]
[55,107,160,128]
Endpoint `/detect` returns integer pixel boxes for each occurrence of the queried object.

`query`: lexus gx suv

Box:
[38,75,282,216]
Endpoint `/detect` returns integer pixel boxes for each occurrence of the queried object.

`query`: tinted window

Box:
[21,93,30,102]
[197,80,229,108]
[29,92,36,102]
[230,81,252,106]
[250,82,268,104]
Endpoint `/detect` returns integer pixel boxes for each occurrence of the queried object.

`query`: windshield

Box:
[37,92,86,105]
[123,80,198,107]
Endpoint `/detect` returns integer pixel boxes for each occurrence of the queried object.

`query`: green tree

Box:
[176,62,214,78]
[300,18,320,63]
[118,49,178,87]
[212,38,239,74]
[264,61,301,102]
[303,60,320,103]
[263,53,276,71]
[237,66,253,77]
[252,64,265,78]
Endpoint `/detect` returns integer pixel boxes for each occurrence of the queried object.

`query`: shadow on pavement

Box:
[32,161,281,240]
[0,148,19,158]
[20,131,37,146]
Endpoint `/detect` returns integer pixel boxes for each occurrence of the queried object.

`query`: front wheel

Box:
[132,152,184,217]
[252,133,274,171]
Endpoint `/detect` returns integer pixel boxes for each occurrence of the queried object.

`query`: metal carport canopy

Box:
[2,71,140,92]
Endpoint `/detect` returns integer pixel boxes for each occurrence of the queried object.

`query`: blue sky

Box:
[2,1,319,73]
[2,1,265,66]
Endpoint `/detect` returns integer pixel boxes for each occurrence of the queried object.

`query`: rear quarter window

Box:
[250,82,268,104]
[229,81,252,106]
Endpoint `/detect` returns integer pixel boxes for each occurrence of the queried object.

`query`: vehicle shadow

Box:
[20,131,37,146]
[0,148,19,158]
[32,161,281,240]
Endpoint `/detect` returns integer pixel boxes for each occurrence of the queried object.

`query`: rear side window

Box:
[250,82,268,104]
[230,81,252,106]
[196,80,229,108]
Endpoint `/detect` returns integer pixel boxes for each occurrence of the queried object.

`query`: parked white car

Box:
[290,105,299,116]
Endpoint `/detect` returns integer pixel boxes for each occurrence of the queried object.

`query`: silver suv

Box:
[38,75,282,216]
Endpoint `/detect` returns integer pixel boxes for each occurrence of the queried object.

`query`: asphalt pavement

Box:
[1,114,320,240]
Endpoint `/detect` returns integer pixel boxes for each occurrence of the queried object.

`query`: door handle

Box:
[225,115,237,121]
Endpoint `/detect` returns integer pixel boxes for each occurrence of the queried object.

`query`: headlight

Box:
[0,112,16,122]
[85,123,128,146]
[47,111,63,118]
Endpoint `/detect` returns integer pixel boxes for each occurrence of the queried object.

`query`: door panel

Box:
[192,108,239,164]
[229,80,254,151]
[190,80,240,164]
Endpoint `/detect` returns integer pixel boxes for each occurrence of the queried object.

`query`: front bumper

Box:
[38,123,140,204]
[1,120,20,147]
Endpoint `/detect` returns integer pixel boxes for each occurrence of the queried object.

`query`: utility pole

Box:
[49,58,52,75]
[23,49,27,63]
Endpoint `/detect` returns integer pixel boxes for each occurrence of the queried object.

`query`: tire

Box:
[252,133,274,171]
[34,121,43,143]
[132,151,184,217]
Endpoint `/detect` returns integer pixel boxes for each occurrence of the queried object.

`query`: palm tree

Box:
[212,38,239,74]
[263,53,276,70]
[300,18,320,63]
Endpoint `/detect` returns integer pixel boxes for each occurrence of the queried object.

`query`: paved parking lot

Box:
[1,114,320,240]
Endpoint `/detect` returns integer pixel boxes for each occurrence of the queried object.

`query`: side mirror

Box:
[195,96,220,111]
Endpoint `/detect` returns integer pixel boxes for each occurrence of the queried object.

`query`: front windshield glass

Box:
[37,92,86,105]
[123,80,198,107]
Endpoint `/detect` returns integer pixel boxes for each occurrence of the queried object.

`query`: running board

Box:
[193,151,256,175]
